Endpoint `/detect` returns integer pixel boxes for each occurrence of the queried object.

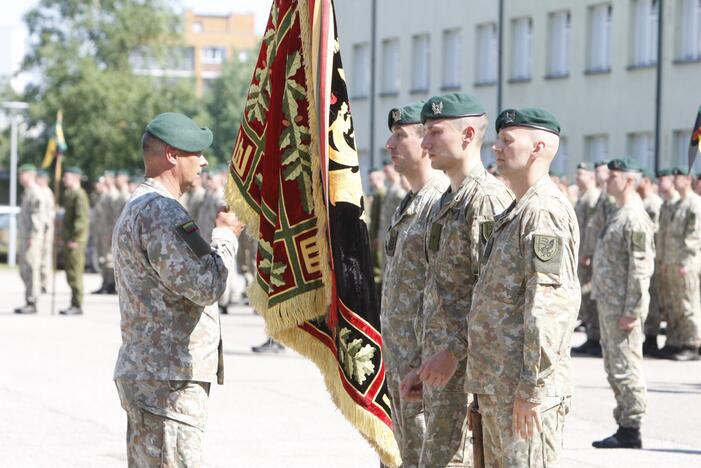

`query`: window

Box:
[585,135,609,162]
[511,17,532,81]
[381,38,400,95]
[352,43,370,97]
[628,132,654,169]
[678,0,701,60]
[552,137,568,174]
[588,4,613,71]
[632,0,659,66]
[673,130,693,167]
[548,11,570,76]
[201,47,226,64]
[442,28,462,88]
[475,23,498,84]
[411,34,430,92]
[192,22,203,33]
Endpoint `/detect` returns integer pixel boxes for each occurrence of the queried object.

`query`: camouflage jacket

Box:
[18,184,44,241]
[39,185,55,232]
[581,191,616,257]
[591,196,655,317]
[642,192,663,230]
[379,182,407,271]
[62,186,90,245]
[422,164,513,360]
[665,191,701,270]
[656,193,680,266]
[380,175,448,367]
[112,178,237,384]
[466,175,580,402]
[574,187,599,255]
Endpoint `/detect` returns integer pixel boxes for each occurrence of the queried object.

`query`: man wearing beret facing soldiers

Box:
[400,93,513,467]
[113,112,244,467]
[466,108,579,467]
[591,158,654,449]
[61,166,90,315]
[381,100,449,467]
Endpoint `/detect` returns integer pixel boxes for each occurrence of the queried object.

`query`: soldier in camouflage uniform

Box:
[574,161,616,356]
[14,164,44,314]
[401,93,513,468]
[638,169,664,355]
[367,168,387,290]
[114,169,131,218]
[380,101,448,467]
[573,162,599,336]
[379,160,407,272]
[591,158,654,449]
[92,171,119,294]
[36,169,55,293]
[60,167,90,315]
[466,108,579,467]
[649,169,680,355]
[659,168,701,361]
[113,113,242,467]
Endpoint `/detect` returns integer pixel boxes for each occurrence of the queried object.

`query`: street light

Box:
[2,101,29,267]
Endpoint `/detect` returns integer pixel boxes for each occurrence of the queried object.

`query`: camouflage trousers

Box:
[382,317,425,468]
[666,266,701,348]
[40,225,54,291]
[116,379,210,468]
[18,235,43,304]
[421,360,472,468]
[598,302,647,428]
[478,394,570,468]
[577,265,599,341]
[644,265,666,336]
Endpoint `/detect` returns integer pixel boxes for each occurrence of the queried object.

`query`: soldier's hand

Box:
[67,241,78,250]
[215,211,245,237]
[467,399,477,431]
[417,349,459,388]
[399,369,423,401]
[678,266,689,277]
[512,398,543,441]
[618,315,639,331]
[580,256,591,267]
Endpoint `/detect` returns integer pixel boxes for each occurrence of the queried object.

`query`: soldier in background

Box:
[14,164,44,314]
[575,160,615,357]
[36,169,56,294]
[574,162,599,337]
[185,172,207,221]
[466,108,578,467]
[378,160,407,272]
[92,170,119,294]
[367,168,387,290]
[638,169,664,355]
[114,169,131,217]
[591,158,654,449]
[60,167,90,315]
[659,168,701,361]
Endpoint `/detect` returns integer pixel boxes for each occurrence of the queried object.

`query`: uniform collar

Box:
[495,175,553,228]
[142,177,177,200]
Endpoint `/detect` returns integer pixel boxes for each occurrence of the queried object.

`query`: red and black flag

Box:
[226,0,400,465]
[690,105,701,171]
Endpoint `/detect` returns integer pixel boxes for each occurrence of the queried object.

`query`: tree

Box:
[20,0,202,179]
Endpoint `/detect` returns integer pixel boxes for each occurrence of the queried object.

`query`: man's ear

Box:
[462,125,475,148]
[164,145,178,165]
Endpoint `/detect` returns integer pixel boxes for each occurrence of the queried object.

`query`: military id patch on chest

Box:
[385,228,399,257]
[175,220,211,258]
[428,222,443,252]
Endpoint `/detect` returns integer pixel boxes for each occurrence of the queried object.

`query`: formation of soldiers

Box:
[371,92,701,467]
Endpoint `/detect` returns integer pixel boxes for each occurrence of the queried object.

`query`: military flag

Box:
[689,105,701,171]
[226,0,400,465]
[40,110,68,196]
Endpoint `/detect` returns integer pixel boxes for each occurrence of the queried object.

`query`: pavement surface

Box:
[0,267,700,467]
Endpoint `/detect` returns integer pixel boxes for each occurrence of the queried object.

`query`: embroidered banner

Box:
[226,1,400,465]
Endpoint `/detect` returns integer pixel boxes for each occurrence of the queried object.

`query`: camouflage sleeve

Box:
[28,192,44,238]
[623,223,655,318]
[71,190,91,244]
[140,198,237,307]
[516,207,575,403]
[581,204,603,257]
[680,204,701,270]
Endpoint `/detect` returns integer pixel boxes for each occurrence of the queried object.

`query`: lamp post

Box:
[2,101,29,266]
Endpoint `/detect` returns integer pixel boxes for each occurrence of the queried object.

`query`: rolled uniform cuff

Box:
[212,227,238,249]
[515,380,545,404]
[441,334,468,362]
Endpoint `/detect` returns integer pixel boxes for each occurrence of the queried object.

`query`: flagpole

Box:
[50,110,64,316]
[654,0,664,172]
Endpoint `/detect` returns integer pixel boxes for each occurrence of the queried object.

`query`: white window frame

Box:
[381,38,400,95]
[585,134,610,162]
[588,4,613,72]
[677,0,701,60]
[673,129,693,167]
[552,137,568,174]
[631,0,659,66]
[547,11,570,77]
[627,132,655,170]
[511,17,533,81]
[201,46,226,65]
[475,23,498,84]
[411,33,430,92]
[352,43,370,98]
[442,28,462,89]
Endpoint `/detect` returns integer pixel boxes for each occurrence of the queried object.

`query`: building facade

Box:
[335,0,701,177]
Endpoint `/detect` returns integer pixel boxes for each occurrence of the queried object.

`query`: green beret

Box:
[671,167,689,176]
[656,168,674,177]
[103,170,115,177]
[64,166,83,176]
[116,169,130,176]
[549,168,564,178]
[18,163,37,173]
[145,112,213,153]
[129,175,143,183]
[576,162,593,171]
[388,101,425,130]
[594,160,609,168]
[641,168,656,180]
[607,157,642,173]
[421,93,485,123]
[37,169,49,177]
[496,108,560,135]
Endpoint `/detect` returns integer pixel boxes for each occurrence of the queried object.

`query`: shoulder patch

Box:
[689,212,697,228]
[532,235,563,274]
[428,222,442,252]
[175,220,211,257]
[631,231,646,252]
[480,221,494,242]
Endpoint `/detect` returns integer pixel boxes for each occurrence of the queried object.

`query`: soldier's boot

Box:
[656,345,681,359]
[642,335,659,357]
[14,303,37,314]
[670,346,700,361]
[592,426,642,449]
[91,285,107,294]
[251,338,284,354]
[59,306,83,316]
[572,339,602,357]
[219,305,229,315]
[104,283,117,295]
